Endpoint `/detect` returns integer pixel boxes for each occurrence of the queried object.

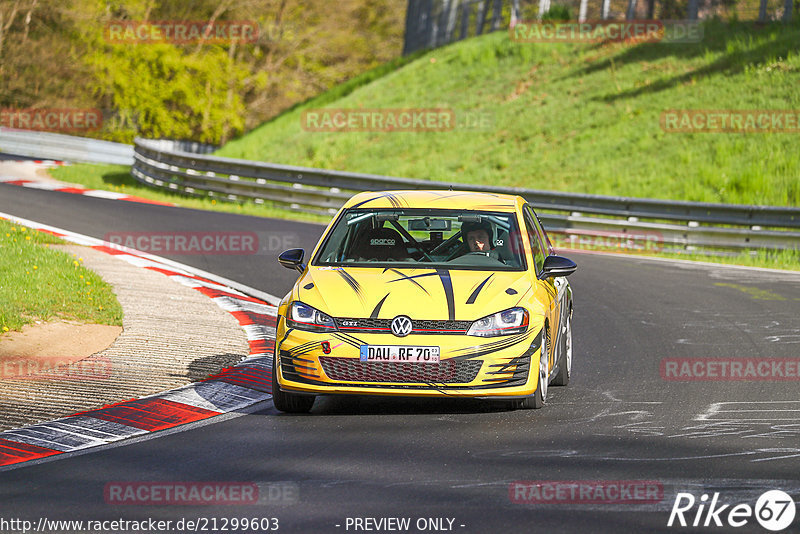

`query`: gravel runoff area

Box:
[0,244,250,431]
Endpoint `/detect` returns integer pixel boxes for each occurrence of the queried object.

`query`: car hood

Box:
[293,266,535,321]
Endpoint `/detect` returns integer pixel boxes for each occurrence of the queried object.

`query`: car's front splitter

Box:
[275,327,544,399]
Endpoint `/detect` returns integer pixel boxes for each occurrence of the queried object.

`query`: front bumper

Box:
[274,317,543,398]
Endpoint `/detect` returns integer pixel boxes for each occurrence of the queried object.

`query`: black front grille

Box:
[319,357,482,383]
[413,319,471,332]
[335,317,471,334]
[336,318,390,330]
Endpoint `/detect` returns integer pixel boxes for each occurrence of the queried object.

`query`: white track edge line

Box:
[0,399,276,473]
[0,211,283,305]
[0,212,282,468]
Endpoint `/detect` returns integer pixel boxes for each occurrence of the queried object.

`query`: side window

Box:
[526,205,551,256]
[523,210,546,274]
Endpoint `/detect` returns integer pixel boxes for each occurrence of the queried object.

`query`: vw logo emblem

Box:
[390,316,412,337]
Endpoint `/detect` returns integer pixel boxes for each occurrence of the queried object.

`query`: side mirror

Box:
[539,255,577,279]
[278,248,306,273]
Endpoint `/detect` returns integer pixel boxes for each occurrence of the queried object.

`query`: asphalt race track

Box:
[1,183,799,533]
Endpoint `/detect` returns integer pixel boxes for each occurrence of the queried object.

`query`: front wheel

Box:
[552,311,572,386]
[272,352,315,414]
[521,328,549,409]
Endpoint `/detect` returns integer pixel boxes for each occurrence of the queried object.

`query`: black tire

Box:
[552,311,572,387]
[494,399,522,411]
[272,352,315,414]
[520,327,549,409]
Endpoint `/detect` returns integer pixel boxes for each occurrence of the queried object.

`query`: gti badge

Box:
[390,316,412,337]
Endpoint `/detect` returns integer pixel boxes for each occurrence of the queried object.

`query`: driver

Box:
[461,220,496,255]
[466,227,491,252]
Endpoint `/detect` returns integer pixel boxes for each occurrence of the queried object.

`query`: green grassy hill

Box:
[217,20,800,207]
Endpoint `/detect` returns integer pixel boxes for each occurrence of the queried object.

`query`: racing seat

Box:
[352,227,410,261]
[494,229,515,266]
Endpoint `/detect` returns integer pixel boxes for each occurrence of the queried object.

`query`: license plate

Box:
[359,345,440,363]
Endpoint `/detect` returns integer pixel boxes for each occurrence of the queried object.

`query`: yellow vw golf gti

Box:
[273,190,576,413]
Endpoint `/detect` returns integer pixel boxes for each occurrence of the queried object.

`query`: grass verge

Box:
[217,20,800,208]
[0,219,124,334]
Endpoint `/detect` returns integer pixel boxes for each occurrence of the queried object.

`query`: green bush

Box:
[541,4,573,21]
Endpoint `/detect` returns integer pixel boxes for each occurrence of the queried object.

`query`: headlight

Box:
[467,307,529,337]
[287,302,337,332]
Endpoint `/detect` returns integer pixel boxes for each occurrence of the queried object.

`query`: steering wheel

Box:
[430,235,462,256]
[444,247,467,261]
[446,250,507,265]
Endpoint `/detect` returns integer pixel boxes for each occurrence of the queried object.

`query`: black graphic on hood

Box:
[336,269,362,299]
[370,294,390,319]
[386,268,435,295]
[466,274,494,305]
[436,269,455,321]
[333,332,368,349]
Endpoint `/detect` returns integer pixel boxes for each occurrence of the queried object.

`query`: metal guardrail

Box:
[133,137,800,251]
[0,128,134,165]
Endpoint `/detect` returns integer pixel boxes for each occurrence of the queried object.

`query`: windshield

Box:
[313,209,526,270]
